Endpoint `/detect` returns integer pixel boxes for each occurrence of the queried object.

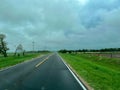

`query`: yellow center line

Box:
[35,54,53,68]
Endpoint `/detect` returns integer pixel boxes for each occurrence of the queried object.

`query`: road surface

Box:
[0,53,87,90]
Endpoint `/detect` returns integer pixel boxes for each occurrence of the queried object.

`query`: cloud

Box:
[78,0,120,28]
[0,0,120,51]
[83,7,120,48]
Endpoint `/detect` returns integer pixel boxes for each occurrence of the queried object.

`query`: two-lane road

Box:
[0,53,87,90]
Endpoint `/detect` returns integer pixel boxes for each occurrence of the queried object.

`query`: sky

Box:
[0,0,120,51]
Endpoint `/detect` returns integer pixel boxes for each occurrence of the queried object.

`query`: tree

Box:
[0,34,9,57]
[14,44,24,56]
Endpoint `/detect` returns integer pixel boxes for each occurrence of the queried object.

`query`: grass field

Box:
[60,53,120,90]
[0,53,41,69]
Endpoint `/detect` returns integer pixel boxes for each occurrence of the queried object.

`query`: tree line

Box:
[59,48,120,53]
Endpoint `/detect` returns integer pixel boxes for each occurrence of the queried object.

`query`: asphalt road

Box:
[0,53,87,90]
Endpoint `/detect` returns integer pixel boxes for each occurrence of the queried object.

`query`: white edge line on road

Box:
[58,54,87,90]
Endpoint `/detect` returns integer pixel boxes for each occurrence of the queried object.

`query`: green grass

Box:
[60,53,120,90]
[0,53,41,69]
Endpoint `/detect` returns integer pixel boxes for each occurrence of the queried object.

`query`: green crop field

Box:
[60,53,120,90]
[0,53,41,69]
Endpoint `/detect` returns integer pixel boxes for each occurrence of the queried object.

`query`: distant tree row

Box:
[27,50,50,53]
[59,48,120,53]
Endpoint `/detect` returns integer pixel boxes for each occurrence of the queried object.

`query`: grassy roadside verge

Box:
[0,53,42,69]
[60,53,120,90]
